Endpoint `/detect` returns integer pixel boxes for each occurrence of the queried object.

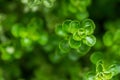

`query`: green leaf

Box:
[85,72,95,80]
[43,0,55,8]
[76,12,89,21]
[62,20,72,33]
[1,52,11,61]
[70,0,91,6]
[73,28,86,41]
[29,33,39,41]
[69,21,80,33]
[96,61,104,73]
[68,4,77,13]
[19,27,28,38]
[59,40,70,53]
[77,42,90,55]
[69,37,81,49]
[83,35,96,47]
[90,52,104,64]
[81,19,95,35]
[103,31,113,46]
[108,64,120,76]
[11,24,21,37]
[1,47,12,60]
[5,46,15,55]
[68,49,81,61]
[114,30,120,44]
[20,38,32,47]
[25,0,41,8]
[103,72,112,79]
[38,32,48,46]
[55,24,67,37]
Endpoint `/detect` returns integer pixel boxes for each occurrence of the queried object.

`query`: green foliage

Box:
[90,52,104,64]
[0,0,120,80]
[57,19,96,52]
[55,19,96,61]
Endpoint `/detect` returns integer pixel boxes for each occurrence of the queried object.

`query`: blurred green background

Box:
[0,0,120,80]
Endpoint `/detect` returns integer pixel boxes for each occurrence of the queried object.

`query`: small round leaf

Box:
[81,19,95,35]
[62,20,71,33]
[90,52,104,64]
[59,40,70,52]
[83,35,96,47]
[77,42,90,55]
[69,37,81,49]
[55,24,67,37]
[73,28,86,41]
[69,21,80,33]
